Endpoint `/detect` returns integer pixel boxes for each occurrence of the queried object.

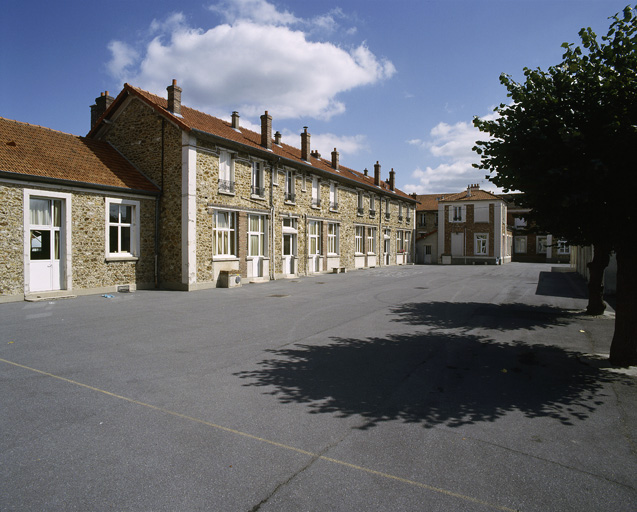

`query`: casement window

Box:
[329,183,338,210]
[355,226,364,254]
[311,177,320,208]
[418,212,426,227]
[398,203,403,221]
[396,230,404,252]
[557,240,570,254]
[367,227,377,254]
[251,162,265,198]
[327,222,339,255]
[450,205,465,222]
[308,220,321,255]
[106,198,140,258]
[357,192,364,215]
[218,150,235,194]
[514,236,527,254]
[475,233,488,255]
[369,195,376,217]
[248,214,267,257]
[406,207,412,223]
[385,198,391,220]
[284,170,295,202]
[536,236,548,254]
[213,210,237,258]
[405,231,412,255]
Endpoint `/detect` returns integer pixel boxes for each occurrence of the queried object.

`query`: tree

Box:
[473,5,637,366]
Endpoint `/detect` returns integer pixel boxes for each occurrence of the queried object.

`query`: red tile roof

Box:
[415,193,448,211]
[440,188,501,202]
[0,117,158,194]
[93,84,415,202]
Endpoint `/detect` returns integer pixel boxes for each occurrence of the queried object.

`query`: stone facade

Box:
[0,184,25,299]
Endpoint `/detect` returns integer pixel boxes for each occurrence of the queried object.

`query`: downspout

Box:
[269,158,278,280]
[155,118,165,288]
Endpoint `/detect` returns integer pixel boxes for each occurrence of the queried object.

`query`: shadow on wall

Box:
[235,302,632,430]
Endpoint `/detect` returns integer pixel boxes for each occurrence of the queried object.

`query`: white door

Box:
[424,245,432,264]
[283,234,295,274]
[308,220,321,273]
[451,232,464,257]
[29,197,63,292]
[248,215,265,278]
[383,230,390,265]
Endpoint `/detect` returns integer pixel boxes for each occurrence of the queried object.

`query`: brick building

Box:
[0,81,416,301]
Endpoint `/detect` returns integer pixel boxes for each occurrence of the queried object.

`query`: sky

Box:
[1,0,631,194]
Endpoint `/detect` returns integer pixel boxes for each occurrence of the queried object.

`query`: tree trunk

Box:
[609,249,637,366]
[586,243,611,315]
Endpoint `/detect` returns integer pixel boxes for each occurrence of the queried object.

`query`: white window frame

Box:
[285,170,295,203]
[355,226,364,254]
[329,183,338,211]
[248,214,267,257]
[213,210,237,259]
[327,222,339,255]
[537,236,548,254]
[357,192,364,215]
[105,198,140,259]
[218,150,235,195]
[311,177,320,208]
[367,227,377,255]
[396,230,405,253]
[251,162,265,198]
[514,236,527,254]
[557,240,570,254]
[474,233,488,255]
[398,203,403,221]
[308,219,322,256]
[450,205,465,222]
[369,195,376,216]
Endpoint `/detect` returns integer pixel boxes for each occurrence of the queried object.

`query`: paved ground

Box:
[1,263,636,511]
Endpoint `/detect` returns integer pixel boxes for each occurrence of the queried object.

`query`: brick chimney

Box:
[274,131,282,145]
[166,79,182,115]
[261,111,272,150]
[90,91,114,129]
[389,168,395,191]
[232,111,240,129]
[374,161,381,186]
[331,148,339,170]
[301,127,311,161]
[363,168,369,177]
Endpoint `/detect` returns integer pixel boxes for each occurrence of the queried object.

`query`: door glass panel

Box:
[54,230,60,260]
[30,230,51,260]
[250,235,259,256]
[283,234,291,255]
[53,200,62,227]
[30,198,51,225]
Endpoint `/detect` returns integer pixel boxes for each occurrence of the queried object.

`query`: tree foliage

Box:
[473,5,637,250]
[473,5,637,365]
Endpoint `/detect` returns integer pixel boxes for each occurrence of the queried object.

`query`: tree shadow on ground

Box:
[390,301,578,332]
[535,271,589,299]
[235,301,633,429]
[235,333,632,429]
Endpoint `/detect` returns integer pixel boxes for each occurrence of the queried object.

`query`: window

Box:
[537,236,547,254]
[285,171,295,202]
[355,226,364,254]
[251,162,264,197]
[308,220,321,255]
[327,223,339,255]
[311,177,320,208]
[557,240,570,254]
[106,198,140,258]
[418,212,426,227]
[406,207,412,223]
[396,230,405,252]
[475,233,488,255]
[369,195,376,217]
[474,203,490,223]
[367,227,377,254]
[405,231,411,256]
[329,183,338,210]
[357,192,364,215]
[514,236,527,254]
[213,210,236,257]
[451,205,464,222]
[514,217,527,228]
[248,215,266,257]
[218,150,235,194]
[385,198,391,220]
[398,203,403,221]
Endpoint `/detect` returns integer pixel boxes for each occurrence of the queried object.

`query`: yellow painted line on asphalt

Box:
[1,357,518,512]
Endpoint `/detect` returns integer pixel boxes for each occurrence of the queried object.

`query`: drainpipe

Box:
[155,118,165,288]
[269,158,278,281]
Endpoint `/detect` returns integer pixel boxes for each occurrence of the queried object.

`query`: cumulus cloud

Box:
[403,118,496,194]
[106,0,394,121]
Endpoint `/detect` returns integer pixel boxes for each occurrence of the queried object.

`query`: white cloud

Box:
[106,1,394,120]
[403,117,497,194]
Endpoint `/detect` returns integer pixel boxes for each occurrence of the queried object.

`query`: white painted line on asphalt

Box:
[1,357,519,512]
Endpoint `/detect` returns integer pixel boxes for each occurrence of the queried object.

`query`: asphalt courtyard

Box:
[1,263,636,511]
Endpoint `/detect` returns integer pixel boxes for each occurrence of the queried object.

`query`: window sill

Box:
[219,191,236,197]
[213,256,239,261]
[284,201,296,206]
[105,255,139,262]
[251,194,266,201]
[329,209,339,213]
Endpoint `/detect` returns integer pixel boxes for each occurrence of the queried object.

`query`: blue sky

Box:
[1,0,630,193]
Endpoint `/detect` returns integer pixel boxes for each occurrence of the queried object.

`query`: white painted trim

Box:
[23,189,72,294]
[182,132,198,286]
[104,197,141,259]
